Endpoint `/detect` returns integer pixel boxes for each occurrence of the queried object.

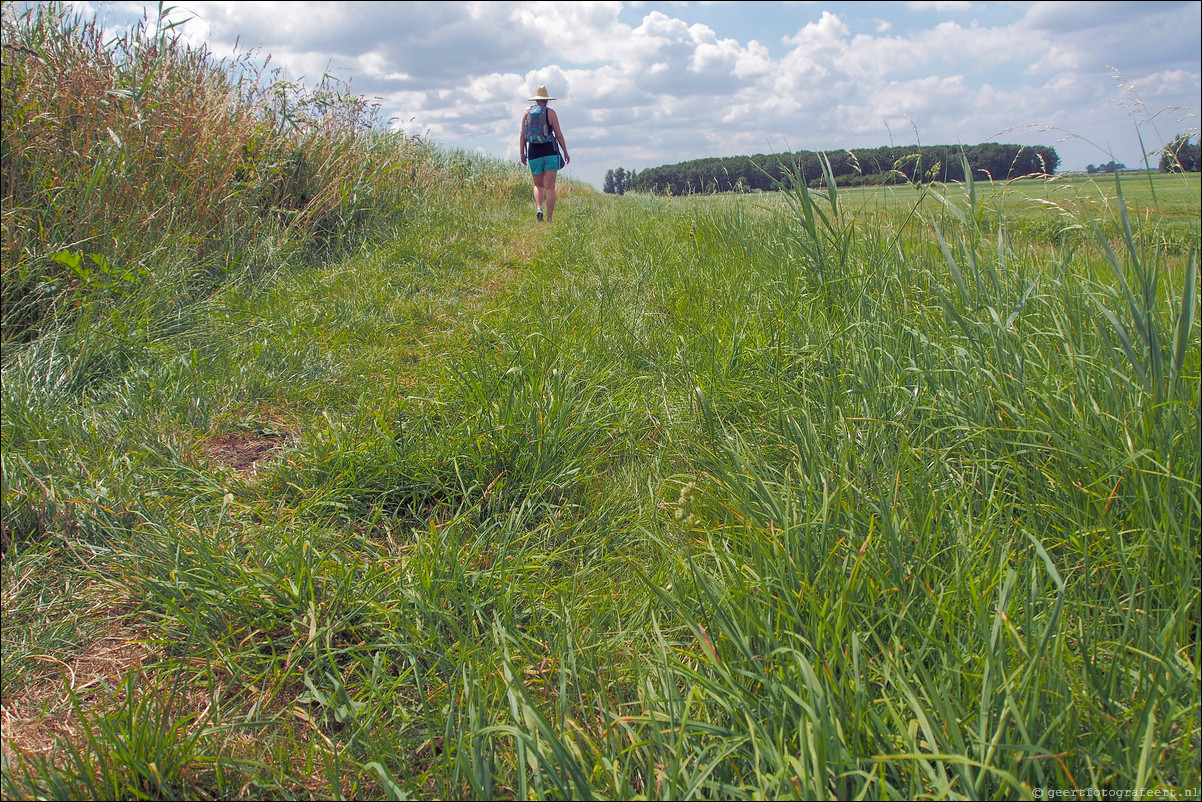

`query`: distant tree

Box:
[1086,161,1125,174]
[603,167,634,194]
[1160,134,1200,172]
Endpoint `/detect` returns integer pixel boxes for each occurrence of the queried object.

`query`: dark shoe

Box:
[536,210,544,222]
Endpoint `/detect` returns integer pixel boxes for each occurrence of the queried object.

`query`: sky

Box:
[46,1,1202,188]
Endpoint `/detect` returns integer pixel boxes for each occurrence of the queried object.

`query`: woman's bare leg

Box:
[543,171,558,221]
[531,172,546,215]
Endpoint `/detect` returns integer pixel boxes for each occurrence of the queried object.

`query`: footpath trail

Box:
[1,181,646,785]
[201,182,602,457]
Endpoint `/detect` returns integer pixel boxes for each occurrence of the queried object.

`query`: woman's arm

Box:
[549,108,570,165]
[519,111,529,164]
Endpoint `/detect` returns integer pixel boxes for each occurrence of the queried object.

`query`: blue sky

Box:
[51,1,1202,187]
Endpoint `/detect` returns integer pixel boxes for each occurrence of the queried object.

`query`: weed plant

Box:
[2,5,1199,799]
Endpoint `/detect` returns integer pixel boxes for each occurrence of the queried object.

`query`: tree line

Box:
[604,143,1060,196]
[606,135,1200,195]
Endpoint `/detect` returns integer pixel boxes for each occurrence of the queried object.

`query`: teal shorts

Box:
[529,154,564,174]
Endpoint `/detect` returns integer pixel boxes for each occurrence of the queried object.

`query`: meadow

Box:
[2,6,1200,800]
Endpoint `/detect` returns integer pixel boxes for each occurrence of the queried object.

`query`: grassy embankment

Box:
[2,5,1200,800]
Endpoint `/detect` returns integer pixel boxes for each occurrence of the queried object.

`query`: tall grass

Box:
[2,4,1199,799]
[1,2,420,347]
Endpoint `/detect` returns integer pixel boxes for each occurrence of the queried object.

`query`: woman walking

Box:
[519,86,570,223]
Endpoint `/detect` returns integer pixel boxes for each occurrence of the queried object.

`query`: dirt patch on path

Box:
[205,430,292,475]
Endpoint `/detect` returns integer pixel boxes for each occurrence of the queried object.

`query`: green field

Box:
[2,7,1200,800]
[694,171,1200,252]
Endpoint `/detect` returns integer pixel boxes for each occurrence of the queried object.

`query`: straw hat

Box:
[527,85,556,101]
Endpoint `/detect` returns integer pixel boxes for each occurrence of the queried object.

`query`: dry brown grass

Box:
[204,431,293,476]
[1,612,154,767]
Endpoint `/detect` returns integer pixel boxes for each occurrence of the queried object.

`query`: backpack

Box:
[524,106,554,145]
